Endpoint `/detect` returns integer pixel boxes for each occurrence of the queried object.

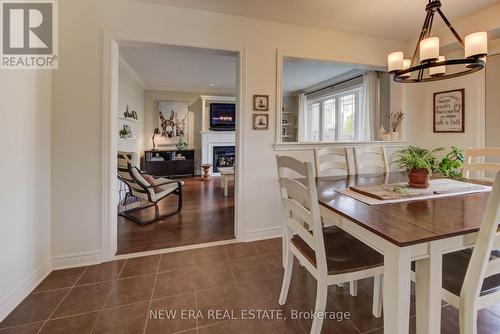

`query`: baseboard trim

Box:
[242,226,282,242]
[51,250,103,270]
[0,258,52,322]
[114,239,238,260]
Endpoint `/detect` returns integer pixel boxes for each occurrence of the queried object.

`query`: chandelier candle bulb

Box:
[420,37,440,63]
[399,59,412,78]
[430,56,446,77]
[465,32,488,58]
[388,51,404,72]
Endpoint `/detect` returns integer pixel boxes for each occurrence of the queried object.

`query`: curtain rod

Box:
[305,74,364,96]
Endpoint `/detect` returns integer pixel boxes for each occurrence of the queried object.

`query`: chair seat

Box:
[151,178,182,202]
[291,226,384,275]
[442,249,500,297]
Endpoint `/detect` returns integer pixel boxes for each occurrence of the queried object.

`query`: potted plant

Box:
[434,146,464,178]
[176,139,187,151]
[393,146,443,188]
[119,125,132,139]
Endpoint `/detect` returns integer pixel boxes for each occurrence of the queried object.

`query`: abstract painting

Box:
[158,101,189,145]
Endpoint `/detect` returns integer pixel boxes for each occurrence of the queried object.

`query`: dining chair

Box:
[440,171,500,334]
[463,148,500,181]
[314,147,359,294]
[314,147,349,177]
[353,146,389,175]
[276,155,384,334]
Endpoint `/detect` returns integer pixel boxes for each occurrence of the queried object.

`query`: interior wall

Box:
[486,54,500,148]
[50,0,405,260]
[0,70,52,319]
[118,64,145,164]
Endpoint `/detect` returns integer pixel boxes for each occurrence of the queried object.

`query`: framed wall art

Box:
[433,89,465,133]
[158,101,189,145]
[253,114,269,130]
[253,95,269,111]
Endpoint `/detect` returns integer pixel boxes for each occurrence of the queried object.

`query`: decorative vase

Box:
[390,130,400,141]
[408,168,430,188]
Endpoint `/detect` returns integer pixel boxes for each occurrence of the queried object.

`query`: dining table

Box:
[316,172,492,334]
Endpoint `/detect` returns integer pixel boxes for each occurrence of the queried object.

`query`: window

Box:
[304,87,362,142]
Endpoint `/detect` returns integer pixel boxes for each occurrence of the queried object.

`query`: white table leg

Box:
[415,243,442,334]
[383,245,412,334]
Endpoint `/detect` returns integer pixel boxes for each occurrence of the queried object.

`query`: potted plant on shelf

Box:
[393,146,443,188]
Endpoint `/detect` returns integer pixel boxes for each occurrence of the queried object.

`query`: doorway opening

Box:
[104,37,243,257]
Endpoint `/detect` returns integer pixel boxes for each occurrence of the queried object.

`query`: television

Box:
[210,103,236,131]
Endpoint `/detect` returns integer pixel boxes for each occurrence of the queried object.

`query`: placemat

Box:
[335,179,491,205]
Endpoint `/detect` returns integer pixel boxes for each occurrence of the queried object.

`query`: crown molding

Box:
[118,56,147,88]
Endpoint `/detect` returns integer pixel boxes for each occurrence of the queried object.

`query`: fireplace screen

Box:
[213,146,235,172]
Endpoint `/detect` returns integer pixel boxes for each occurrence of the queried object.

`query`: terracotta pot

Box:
[408,168,430,188]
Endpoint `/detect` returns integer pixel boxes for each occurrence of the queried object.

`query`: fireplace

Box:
[213,146,235,172]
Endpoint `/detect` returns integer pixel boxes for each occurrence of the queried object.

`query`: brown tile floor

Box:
[1,238,500,334]
[117,177,235,255]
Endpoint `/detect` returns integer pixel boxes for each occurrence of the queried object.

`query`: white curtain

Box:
[359,71,380,141]
[297,93,308,141]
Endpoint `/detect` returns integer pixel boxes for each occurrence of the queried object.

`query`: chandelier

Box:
[388,0,487,83]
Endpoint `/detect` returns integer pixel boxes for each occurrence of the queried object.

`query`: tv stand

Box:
[142,150,195,178]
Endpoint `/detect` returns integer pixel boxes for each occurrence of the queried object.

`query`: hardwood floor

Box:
[117,176,234,255]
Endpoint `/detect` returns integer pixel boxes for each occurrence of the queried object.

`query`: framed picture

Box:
[433,89,465,133]
[253,95,269,111]
[158,101,189,145]
[253,113,269,130]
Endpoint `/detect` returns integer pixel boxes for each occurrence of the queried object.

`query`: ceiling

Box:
[137,0,498,41]
[119,42,237,93]
[283,58,367,94]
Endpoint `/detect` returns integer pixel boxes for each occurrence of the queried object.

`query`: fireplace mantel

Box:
[201,131,235,175]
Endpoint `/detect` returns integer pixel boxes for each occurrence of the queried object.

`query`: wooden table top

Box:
[317,172,492,247]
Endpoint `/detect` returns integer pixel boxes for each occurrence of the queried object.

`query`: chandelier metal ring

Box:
[393,58,485,83]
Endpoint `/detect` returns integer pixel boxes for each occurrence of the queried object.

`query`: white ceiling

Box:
[284,58,372,94]
[137,0,498,41]
[119,42,237,93]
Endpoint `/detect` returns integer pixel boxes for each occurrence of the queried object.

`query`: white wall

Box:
[486,54,500,148]
[0,71,52,319]
[118,63,145,164]
[50,0,405,259]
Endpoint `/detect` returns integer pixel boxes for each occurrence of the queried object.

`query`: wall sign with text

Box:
[433,89,465,133]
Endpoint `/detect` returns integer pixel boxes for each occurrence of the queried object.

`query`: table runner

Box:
[335,179,491,205]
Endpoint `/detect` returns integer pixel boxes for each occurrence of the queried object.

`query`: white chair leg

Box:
[310,280,328,334]
[279,244,294,305]
[349,280,358,296]
[459,303,477,334]
[372,275,383,318]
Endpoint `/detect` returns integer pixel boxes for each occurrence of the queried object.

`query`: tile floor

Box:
[1,238,499,333]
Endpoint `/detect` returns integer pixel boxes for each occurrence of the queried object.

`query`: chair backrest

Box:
[460,171,500,310]
[117,152,152,201]
[276,155,327,273]
[314,147,349,177]
[353,147,388,175]
[463,148,500,180]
